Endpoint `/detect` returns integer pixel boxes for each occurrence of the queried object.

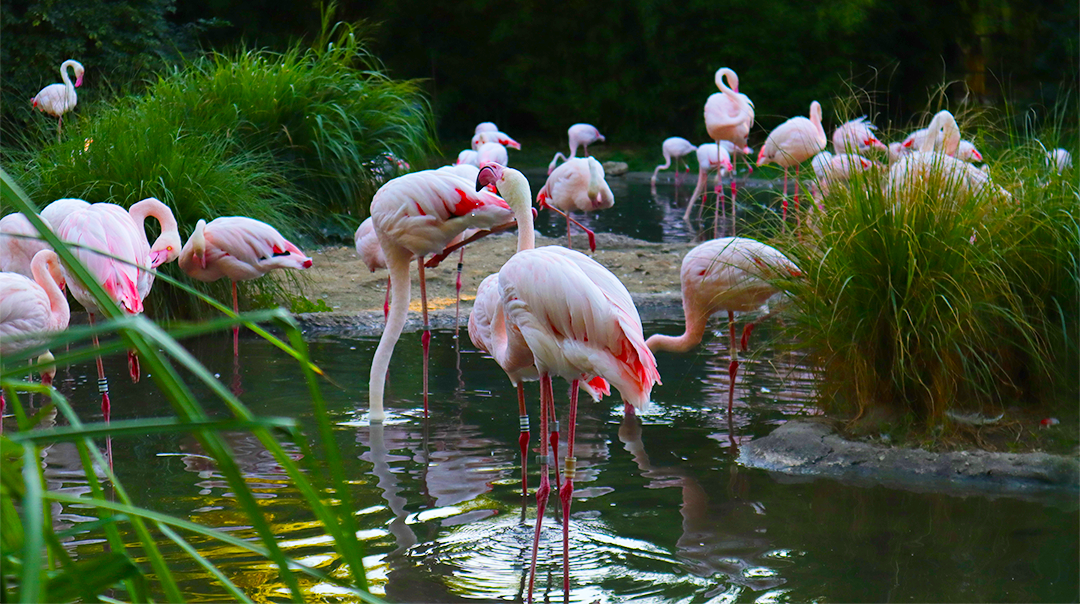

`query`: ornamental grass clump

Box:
[776,130,1077,428]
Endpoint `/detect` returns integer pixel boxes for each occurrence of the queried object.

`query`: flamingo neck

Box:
[368,247,413,422]
[31,252,68,329]
[586,159,603,202]
[716,68,738,97]
[645,305,707,353]
[500,170,535,252]
[129,198,178,233]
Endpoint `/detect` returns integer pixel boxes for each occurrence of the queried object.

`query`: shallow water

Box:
[22,178,1080,602]
[35,317,1080,603]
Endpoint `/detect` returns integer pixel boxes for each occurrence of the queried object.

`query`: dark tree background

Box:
[3,0,1076,144]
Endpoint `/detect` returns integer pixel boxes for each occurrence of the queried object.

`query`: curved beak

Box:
[75,74,84,88]
[476,165,500,192]
[198,251,207,270]
[149,250,168,268]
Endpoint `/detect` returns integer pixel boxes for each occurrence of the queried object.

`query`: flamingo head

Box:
[476,163,505,192]
[150,230,183,268]
[38,352,56,386]
[74,65,85,88]
[756,147,769,166]
[191,219,208,270]
[866,137,888,151]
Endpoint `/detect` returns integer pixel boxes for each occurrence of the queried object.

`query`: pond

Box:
[36,318,1080,603]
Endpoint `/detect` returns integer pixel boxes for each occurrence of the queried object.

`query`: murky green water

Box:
[25,178,1080,602]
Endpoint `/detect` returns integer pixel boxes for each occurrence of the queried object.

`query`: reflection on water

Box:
[11,179,1079,602]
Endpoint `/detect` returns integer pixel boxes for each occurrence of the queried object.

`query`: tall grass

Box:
[775,116,1078,428]
[1,169,376,602]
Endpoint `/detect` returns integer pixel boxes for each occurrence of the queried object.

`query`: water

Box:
[24,178,1080,602]
[36,320,1079,603]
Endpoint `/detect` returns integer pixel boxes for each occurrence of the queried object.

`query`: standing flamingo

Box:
[178,216,312,357]
[479,164,660,602]
[0,249,69,425]
[536,157,612,251]
[646,237,799,414]
[704,68,755,229]
[367,169,514,422]
[683,143,734,225]
[651,137,698,186]
[0,213,54,278]
[548,123,605,174]
[756,100,827,230]
[32,60,85,142]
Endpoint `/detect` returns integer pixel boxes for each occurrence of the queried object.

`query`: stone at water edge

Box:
[603,161,629,176]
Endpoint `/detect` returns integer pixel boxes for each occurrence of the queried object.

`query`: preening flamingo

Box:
[646,237,798,414]
[536,157,613,251]
[651,137,698,185]
[456,149,480,167]
[704,68,755,222]
[367,169,514,422]
[474,122,499,134]
[0,250,69,385]
[0,213,54,278]
[756,100,827,230]
[832,117,888,155]
[32,59,84,141]
[1047,148,1072,173]
[476,141,509,167]
[683,143,734,227]
[548,123,605,174]
[471,130,521,150]
[41,198,90,229]
[956,140,983,163]
[809,152,874,207]
[480,164,659,602]
[887,142,911,164]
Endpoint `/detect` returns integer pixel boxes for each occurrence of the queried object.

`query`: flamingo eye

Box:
[167,246,174,251]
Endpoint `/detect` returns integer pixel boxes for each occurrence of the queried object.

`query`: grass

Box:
[769,108,1078,431]
[1,168,376,602]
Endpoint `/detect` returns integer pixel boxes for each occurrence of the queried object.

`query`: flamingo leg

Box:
[383,276,390,322]
[731,170,738,238]
[418,256,430,417]
[566,211,573,249]
[559,379,580,598]
[232,280,240,359]
[782,168,789,232]
[714,170,724,240]
[518,383,530,499]
[89,313,111,423]
[794,164,801,230]
[727,310,740,416]
[741,322,756,352]
[542,204,596,252]
[527,374,553,603]
[548,383,561,493]
[455,247,465,336]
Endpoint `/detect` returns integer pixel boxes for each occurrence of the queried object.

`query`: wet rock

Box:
[603,161,629,176]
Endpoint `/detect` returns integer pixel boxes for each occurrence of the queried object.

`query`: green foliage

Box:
[0,169,376,602]
[773,120,1078,428]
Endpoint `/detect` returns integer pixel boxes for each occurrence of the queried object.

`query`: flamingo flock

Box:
[8,56,1064,604]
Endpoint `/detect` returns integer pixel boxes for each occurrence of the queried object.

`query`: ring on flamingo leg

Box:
[727,310,740,415]
[418,256,431,416]
[518,383,530,498]
[527,374,554,603]
[89,313,112,423]
[559,378,580,597]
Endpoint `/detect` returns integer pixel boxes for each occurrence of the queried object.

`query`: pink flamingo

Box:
[704,68,755,226]
[536,157,612,251]
[471,130,521,150]
[467,174,609,499]
[683,143,734,227]
[646,237,799,415]
[0,249,69,426]
[474,122,499,134]
[57,203,146,419]
[832,117,888,155]
[756,100,827,230]
[0,213,54,278]
[479,164,660,602]
[476,141,509,167]
[956,140,983,163]
[178,216,312,357]
[548,123,605,174]
[810,152,874,199]
[367,169,514,422]
[1047,148,1072,173]
[41,198,90,229]
[651,137,698,186]
[455,149,479,166]
[32,59,84,142]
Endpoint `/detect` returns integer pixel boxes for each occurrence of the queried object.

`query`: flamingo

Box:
[832,117,888,155]
[536,157,613,251]
[887,141,911,164]
[756,100,828,230]
[651,137,698,186]
[32,59,84,142]
[476,141,509,167]
[478,164,660,601]
[41,198,90,229]
[0,213,54,278]
[0,250,69,384]
[956,140,983,163]
[683,143,733,227]
[474,122,499,134]
[455,149,480,167]
[57,203,147,419]
[467,174,610,499]
[809,152,874,205]
[471,131,521,150]
[547,123,605,174]
[646,237,799,415]
[178,217,311,356]
[704,68,755,223]
[367,169,515,422]
[888,110,1009,201]
[1047,148,1072,173]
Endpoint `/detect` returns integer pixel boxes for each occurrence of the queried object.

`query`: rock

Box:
[603,161,628,176]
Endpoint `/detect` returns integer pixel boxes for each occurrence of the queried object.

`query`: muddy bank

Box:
[738,420,1080,503]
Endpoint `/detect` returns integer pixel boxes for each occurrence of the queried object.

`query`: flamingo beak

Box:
[903,140,913,148]
[198,251,207,270]
[973,150,983,162]
[476,164,501,192]
[150,250,168,268]
[75,75,83,87]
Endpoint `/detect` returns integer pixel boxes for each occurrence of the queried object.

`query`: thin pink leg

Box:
[559,379,580,598]
[383,276,390,322]
[527,374,553,603]
[89,313,111,423]
[727,311,740,416]
[418,257,430,417]
[548,381,561,492]
[794,164,801,230]
[232,281,240,359]
[517,383,530,497]
[782,169,789,232]
[455,247,465,336]
[730,176,738,237]
[566,212,573,249]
